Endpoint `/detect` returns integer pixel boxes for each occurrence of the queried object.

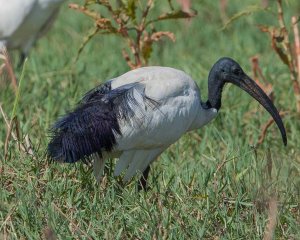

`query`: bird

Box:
[0,0,66,66]
[47,57,287,190]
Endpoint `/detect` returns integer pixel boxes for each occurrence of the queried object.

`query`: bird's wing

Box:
[75,67,202,153]
[80,80,160,124]
[109,67,203,150]
[0,0,36,38]
[80,80,113,104]
[48,81,159,164]
[111,66,199,101]
[92,153,105,182]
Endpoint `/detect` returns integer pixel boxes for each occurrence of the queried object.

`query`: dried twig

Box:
[0,105,14,138]
[0,104,36,159]
[257,111,288,145]
[219,0,228,23]
[122,49,136,69]
[70,0,196,69]
[258,0,300,112]
[24,134,34,156]
[68,3,100,19]
[177,0,191,12]
[292,16,300,90]
[266,148,272,180]
[0,205,17,232]
[251,56,274,101]
[0,47,18,94]
[277,1,300,111]
[263,197,278,240]
[4,117,16,159]
[0,57,35,159]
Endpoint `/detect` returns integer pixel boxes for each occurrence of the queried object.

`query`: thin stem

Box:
[292,16,300,91]
[276,0,300,112]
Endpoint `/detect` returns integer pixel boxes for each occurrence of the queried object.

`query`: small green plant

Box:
[70,0,196,69]
[0,48,34,161]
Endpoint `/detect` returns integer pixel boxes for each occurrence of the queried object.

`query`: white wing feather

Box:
[122,148,165,182]
[114,150,135,177]
[93,153,106,182]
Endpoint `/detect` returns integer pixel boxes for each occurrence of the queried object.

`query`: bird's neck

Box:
[206,87,223,110]
[201,100,212,109]
[207,72,225,111]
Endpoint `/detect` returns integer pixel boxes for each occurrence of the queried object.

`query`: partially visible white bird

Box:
[0,0,66,65]
[47,57,287,190]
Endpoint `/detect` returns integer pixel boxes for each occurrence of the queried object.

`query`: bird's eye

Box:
[232,68,241,75]
[221,69,225,73]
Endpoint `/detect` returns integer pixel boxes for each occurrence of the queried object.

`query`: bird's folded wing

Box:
[48,81,160,163]
[81,81,160,126]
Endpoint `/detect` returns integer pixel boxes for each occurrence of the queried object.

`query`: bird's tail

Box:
[47,102,120,163]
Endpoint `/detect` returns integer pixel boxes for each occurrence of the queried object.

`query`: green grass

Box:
[1,0,299,239]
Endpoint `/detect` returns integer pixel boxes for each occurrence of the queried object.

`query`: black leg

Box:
[18,52,26,69]
[138,166,151,191]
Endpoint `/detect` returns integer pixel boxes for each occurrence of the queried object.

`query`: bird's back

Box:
[112,66,200,101]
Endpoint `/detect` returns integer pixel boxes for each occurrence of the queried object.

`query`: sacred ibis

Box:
[48,57,287,190]
[0,0,65,65]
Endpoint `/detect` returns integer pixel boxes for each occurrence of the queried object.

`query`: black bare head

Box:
[206,57,287,146]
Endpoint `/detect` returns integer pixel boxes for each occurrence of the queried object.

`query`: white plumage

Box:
[105,67,217,181]
[48,58,286,189]
[0,0,65,59]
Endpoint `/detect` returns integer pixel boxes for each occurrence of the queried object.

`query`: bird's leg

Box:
[17,52,27,69]
[138,166,151,191]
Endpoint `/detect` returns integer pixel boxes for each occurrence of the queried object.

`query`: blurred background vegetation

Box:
[0,0,299,239]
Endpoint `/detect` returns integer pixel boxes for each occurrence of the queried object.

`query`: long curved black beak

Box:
[228,73,287,146]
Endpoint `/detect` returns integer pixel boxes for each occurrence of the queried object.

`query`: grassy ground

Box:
[0,0,299,239]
